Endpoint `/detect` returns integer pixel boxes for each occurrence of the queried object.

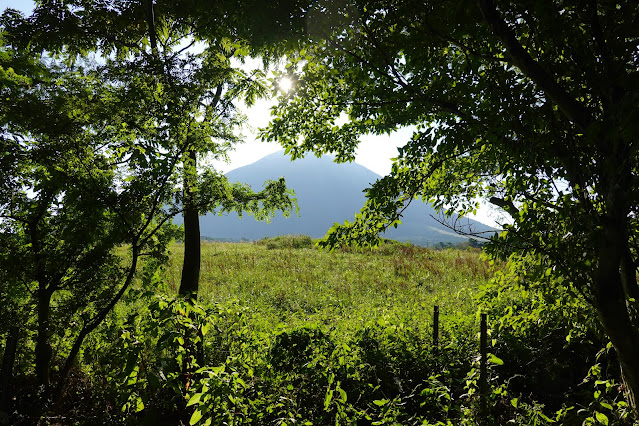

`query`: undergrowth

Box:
[2,238,632,425]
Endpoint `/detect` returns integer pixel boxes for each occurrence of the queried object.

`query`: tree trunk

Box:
[53,245,141,404]
[594,274,639,411]
[0,326,19,424]
[35,287,53,392]
[179,149,201,298]
[594,218,639,412]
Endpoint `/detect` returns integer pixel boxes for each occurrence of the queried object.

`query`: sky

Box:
[2,0,502,226]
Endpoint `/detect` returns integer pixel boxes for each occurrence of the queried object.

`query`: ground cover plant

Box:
[2,237,629,424]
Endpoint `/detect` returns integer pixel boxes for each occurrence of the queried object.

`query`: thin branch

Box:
[477,0,594,130]
[175,39,196,56]
[428,213,497,241]
[53,243,141,404]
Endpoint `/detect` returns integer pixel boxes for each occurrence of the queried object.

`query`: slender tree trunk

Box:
[30,217,53,393]
[179,149,201,298]
[35,287,53,392]
[52,246,141,404]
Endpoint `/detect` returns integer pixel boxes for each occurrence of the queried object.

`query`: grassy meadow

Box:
[8,236,626,425]
[163,238,492,335]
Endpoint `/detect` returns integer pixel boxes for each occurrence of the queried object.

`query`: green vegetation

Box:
[168,238,489,326]
[0,0,295,403]
[2,238,628,424]
[263,0,639,409]
[2,0,639,423]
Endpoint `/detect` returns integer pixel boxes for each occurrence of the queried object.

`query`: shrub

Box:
[256,234,315,250]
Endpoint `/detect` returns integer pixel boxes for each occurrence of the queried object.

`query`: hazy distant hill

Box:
[190,151,494,245]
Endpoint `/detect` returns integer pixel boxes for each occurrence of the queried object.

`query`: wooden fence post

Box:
[479,313,488,425]
[433,305,439,353]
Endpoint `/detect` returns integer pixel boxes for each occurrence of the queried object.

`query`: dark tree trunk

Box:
[594,211,639,412]
[179,149,201,298]
[35,287,52,392]
[0,326,19,423]
[594,272,639,411]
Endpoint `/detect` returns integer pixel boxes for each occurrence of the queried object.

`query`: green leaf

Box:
[338,387,347,403]
[135,396,145,412]
[201,322,211,336]
[324,389,333,410]
[186,393,202,407]
[594,411,608,425]
[488,354,504,365]
[190,408,203,425]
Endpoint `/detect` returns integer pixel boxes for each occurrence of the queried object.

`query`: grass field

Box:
[127,237,499,425]
[110,237,613,425]
[163,238,494,336]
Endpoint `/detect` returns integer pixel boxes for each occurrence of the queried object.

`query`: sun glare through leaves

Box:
[277,76,294,93]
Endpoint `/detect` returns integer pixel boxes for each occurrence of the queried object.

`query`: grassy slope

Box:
[163,239,494,335]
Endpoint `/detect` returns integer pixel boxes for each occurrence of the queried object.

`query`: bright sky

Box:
[2,0,500,227]
[219,92,407,177]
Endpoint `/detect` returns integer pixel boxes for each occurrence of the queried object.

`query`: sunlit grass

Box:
[162,237,497,336]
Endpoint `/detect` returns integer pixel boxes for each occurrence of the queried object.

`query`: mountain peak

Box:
[193,151,492,245]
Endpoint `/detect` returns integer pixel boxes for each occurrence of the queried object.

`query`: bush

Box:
[256,234,315,250]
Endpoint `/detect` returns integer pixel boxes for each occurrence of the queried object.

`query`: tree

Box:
[0,0,296,407]
[128,0,297,298]
[262,0,639,410]
[0,34,182,404]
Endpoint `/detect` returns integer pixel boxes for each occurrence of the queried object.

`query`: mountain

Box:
[191,151,494,245]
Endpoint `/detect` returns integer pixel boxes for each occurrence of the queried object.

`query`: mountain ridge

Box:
[191,151,494,245]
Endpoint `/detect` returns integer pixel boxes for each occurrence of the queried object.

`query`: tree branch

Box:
[477,0,594,130]
[428,213,497,241]
[489,196,519,219]
[143,0,157,53]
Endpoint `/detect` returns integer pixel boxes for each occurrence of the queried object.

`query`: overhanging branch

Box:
[477,0,594,130]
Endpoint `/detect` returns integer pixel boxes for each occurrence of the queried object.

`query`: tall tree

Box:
[262,0,639,410]
[3,0,298,298]
[0,0,296,405]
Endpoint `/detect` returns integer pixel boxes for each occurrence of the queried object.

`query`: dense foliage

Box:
[0,0,296,407]
[2,0,639,422]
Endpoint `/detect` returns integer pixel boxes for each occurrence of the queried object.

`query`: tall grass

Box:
[162,238,495,337]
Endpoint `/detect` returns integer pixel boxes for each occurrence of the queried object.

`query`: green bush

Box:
[256,234,315,250]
